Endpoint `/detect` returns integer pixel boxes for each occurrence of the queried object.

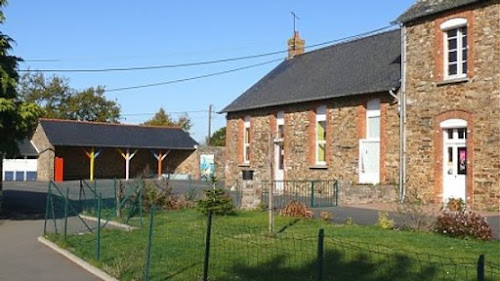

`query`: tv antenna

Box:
[291,12,300,34]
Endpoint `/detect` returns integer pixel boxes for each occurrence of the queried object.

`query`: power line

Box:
[121,110,209,116]
[105,58,282,93]
[19,25,394,73]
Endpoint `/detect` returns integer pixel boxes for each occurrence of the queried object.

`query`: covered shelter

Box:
[32,119,198,181]
[2,140,39,181]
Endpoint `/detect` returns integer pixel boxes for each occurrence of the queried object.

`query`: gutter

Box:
[399,25,408,203]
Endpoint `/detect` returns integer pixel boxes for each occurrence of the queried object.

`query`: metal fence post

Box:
[64,188,69,239]
[311,181,316,207]
[334,181,339,207]
[477,254,485,281]
[203,210,213,281]
[144,206,155,281]
[139,183,143,227]
[44,183,51,235]
[316,229,325,281]
[96,194,102,261]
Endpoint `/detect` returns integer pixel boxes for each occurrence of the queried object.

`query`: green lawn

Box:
[49,209,500,281]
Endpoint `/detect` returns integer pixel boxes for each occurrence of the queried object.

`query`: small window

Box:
[366,99,380,139]
[277,111,285,139]
[458,147,467,175]
[243,116,251,164]
[316,106,327,165]
[441,19,468,79]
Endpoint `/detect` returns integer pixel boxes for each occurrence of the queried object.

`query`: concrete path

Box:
[1,183,99,281]
[0,219,98,281]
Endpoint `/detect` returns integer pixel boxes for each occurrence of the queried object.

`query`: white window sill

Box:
[438,77,470,86]
[238,163,250,168]
[309,165,328,170]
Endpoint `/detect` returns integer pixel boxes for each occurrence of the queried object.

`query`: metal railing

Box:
[260,180,339,209]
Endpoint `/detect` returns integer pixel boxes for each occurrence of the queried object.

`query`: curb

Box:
[38,236,119,281]
[80,214,138,231]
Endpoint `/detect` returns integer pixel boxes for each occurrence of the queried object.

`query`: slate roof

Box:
[17,139,38,157]
[39,119,198,150]
[221,29,401,113]
[397,0,484,23]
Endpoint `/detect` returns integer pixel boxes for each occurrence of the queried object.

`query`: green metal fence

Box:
[260,180,339,209]
[43,180,500,281]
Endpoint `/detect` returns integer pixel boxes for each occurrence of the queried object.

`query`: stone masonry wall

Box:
[404,2,500,209]
[175,146,225,180]
[31,124,55,181]
[225,93,401,204]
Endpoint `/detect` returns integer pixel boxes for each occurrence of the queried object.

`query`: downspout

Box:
[400,25,408,203]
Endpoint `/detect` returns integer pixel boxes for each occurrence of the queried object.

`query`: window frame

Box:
[276,111,285,140]
[366,99,380,140]
[315,106,327,166]
[441,18,468,80]
[243,116,251,164]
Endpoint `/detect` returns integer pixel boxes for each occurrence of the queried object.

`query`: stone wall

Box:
[404,2,500,209]
[175,146,225,180]
[32,124,55,181]
[225,93,401,204]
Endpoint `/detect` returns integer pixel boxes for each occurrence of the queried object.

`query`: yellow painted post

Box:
[157,150,163,178]
[89,148,95,181]
[85,148,101,182]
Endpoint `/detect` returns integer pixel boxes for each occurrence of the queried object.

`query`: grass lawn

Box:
[49,209,500,281]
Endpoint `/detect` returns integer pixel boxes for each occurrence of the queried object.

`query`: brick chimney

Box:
[287,31,305,59]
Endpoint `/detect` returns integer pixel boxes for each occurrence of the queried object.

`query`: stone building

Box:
[397,0,499,209]
[31,119,198,181]
[222,0,499,210]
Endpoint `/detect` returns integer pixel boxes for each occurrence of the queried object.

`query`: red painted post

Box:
[54,157,64,182]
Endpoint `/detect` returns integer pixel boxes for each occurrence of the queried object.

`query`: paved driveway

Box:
[1,182,98,281]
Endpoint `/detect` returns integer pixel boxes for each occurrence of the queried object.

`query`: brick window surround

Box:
[357,98,388,184]
[308,106,330,167]
[434,10,474,81]
[434,110,474,205]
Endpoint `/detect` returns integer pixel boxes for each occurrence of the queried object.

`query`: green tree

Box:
[19,72,121,123]
[0,1,42,209]
[209,126,226,146]
[142,107,192,131]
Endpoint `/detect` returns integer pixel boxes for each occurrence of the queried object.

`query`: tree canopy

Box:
[19,72,121,123]
[142,107,192,131]
[0,0,43,204]
[209,126,226,146]
[0,3,42,158]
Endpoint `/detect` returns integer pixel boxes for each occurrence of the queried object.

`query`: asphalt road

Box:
[2,179,499,239]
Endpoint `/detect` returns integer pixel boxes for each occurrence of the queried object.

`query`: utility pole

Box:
[207,104,212,145]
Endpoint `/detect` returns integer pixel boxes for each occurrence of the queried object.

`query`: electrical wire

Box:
[19,25,393,73]
[105,58,282,93]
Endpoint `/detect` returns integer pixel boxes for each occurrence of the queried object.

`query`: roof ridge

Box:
[39,118,183,130]
[299,28,400,58]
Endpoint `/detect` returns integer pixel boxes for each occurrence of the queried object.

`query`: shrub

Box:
[279,200,313,219]
[395,190,436,232]
[197,188,235,216]
[344,217,354,225]
[377,211,395,230]
[136,179,193,212]
[320,211,333,221]
[446,198,466,212]
[435,210,493,241]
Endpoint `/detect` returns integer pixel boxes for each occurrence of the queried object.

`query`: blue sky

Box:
[4,0,415,142]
